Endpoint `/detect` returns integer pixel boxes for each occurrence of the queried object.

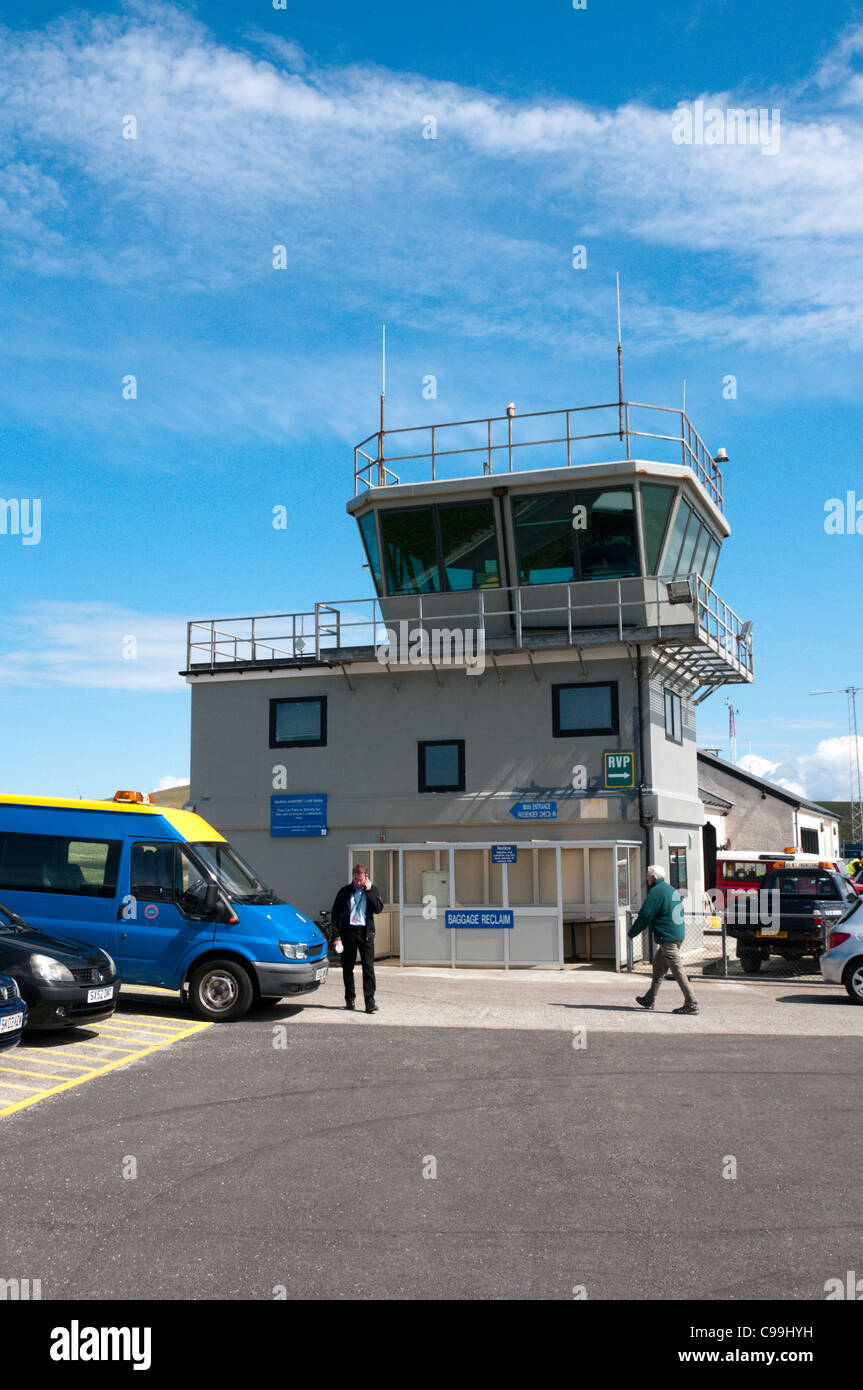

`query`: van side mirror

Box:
[203,883,220,916]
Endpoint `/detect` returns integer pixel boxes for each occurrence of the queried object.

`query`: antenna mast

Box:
[378,323,386,486]
[811,686,863,848]
[724,696,738,764]
[616,272,624,442]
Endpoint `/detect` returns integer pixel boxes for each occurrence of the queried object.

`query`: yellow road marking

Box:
[0,1066,85,1081]
[0,1017,212,1118]
[0,1079,50,1092]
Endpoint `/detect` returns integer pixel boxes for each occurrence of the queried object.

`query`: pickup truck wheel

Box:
[188,959,254,1021]
[739,951,762,973]
[842,959,863,1004]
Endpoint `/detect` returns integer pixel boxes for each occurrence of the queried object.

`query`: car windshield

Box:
[189,843,281,905]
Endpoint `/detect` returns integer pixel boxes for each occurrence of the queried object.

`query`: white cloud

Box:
[735,738,862,801]
[0,601,187,690]
[156,774,189,789]
[1,7,863,352]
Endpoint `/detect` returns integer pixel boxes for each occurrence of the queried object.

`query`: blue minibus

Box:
[0,792,328,1021]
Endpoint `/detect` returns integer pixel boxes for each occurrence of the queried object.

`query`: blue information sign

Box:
[445,910,514,929]
[491,844,518,863]
[270,794,328,837]
[509,801,558,820]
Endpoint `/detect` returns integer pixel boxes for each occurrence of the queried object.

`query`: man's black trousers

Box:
[341,927,376,1006]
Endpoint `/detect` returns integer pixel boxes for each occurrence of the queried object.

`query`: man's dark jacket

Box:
[331,882,384,941]
[627,877,685,943]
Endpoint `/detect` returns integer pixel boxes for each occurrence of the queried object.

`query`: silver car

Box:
[820,896,863,1001]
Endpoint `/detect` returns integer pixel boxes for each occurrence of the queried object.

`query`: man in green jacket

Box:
[628,865,699,1015]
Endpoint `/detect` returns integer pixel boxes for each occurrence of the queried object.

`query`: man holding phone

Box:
[330,863,383,1014]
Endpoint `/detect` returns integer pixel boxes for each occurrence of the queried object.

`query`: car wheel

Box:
[842,959,863,1004]
[739,951,762,973]
[188,959,254,1021]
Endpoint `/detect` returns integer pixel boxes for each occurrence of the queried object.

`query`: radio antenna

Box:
[378,323,386,486]
[616,272,624,442]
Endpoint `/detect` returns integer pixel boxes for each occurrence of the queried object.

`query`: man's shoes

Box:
[672,1003,699,1015]
[345,1001,355,1011]
[366,1003,378,1014]
[635,994,654,1010]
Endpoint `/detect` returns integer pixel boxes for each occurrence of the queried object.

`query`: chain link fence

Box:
[626,910,828,981]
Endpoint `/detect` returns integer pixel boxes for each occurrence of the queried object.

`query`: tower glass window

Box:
[513,494,576,584]
[641,484,676,573]
[577,488,639,579]
[358,512,383,594]
[380,508,441,595]
[438,502,499,590]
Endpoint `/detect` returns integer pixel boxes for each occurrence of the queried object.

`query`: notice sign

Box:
[491,844,518,863]
[603,752,635,790]
[270,794,328,837]
[509,801,557,820]
[445,910,514,929]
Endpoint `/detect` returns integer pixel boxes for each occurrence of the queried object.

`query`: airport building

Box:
[183,399,754,969]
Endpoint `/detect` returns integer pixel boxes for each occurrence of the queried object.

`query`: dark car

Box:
[726,867,858,972]
[0,899,118,1030]
[0,971,27,1049]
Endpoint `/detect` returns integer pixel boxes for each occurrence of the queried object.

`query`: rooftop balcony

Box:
[185,571,754,697]
[354,400,725,513]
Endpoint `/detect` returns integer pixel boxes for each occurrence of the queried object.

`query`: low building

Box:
[184,398,754,969]
[697,751,842,880]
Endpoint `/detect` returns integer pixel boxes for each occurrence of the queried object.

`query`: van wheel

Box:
[188,959,254,1021]
[842,959,863,1004]
[739,951,762,973]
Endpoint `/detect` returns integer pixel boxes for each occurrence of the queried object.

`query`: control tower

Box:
[185,398,753,970]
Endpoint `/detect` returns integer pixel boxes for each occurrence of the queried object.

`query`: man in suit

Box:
[331,863,383,1014]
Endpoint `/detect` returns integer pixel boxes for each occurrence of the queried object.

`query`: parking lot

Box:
[1,966,862,1301]
[0,987,211,1118]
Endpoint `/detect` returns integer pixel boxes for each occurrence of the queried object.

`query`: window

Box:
[661,498,720,583]
[800,828,819,854]
[379,501,500,595]
[552,682,619,737]
[270,697,327,748]
[641,484,676,573]
[358,513,383,594]
[514,487,639,585]
[418,740,465,792]
[664,688,683,743]
[669,848,688,890]
[0,832,121,897]
[131,843,213,917]
[720,861,767,884]
[577,488,640,579]
[437,502,500,591]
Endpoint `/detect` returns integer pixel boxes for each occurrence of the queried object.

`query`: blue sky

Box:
[1,0,862,799]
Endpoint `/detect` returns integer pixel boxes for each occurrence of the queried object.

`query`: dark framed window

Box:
[0,832,122,897]
[664,688,683,743]
[552,682,619,737]
[380,501,499,596]
[269,697,327,748]
[418,740,465,793]
[669,848,688,891]
[800,827,819,854]
[513,486,639,585]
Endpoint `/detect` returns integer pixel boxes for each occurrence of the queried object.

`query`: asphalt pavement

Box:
[1,967,860,1300]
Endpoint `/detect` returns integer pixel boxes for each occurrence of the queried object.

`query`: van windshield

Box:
[189,842,282,905]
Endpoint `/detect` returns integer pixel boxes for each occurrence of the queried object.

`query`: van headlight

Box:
[279,942,308,960]
[29,954,74,984]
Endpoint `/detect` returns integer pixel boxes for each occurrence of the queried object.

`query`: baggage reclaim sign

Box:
[445,910,514,929]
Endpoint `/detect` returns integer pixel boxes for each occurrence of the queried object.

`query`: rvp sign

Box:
[603,752,635,789]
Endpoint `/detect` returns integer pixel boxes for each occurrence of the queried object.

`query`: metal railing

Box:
[186,573,753,681]
[354,401,725,511]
